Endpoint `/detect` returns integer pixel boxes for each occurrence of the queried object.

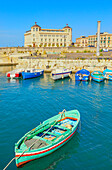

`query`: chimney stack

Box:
[97,21,101,56]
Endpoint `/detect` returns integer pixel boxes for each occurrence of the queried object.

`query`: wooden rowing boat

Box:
[22,68,44,80]
[103,69,112,80]
[75,69,90,81]
[91,71,104,82]
[15,109,80,167]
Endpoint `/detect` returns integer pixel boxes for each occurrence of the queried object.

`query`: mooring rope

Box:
[3,110,66,170]
[3,157,15,170]
[3,120,57,170]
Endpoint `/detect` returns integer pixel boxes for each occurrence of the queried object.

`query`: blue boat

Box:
[75,69,90,81]
[91,71,104,82]
[103,69,112,80]
[22,69,44,80]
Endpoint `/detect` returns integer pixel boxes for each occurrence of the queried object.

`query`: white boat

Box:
[6,68,24,78]
[51,69,72,80]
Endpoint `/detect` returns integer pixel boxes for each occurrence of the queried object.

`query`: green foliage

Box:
[84,50,87,53]
[100,53,103,56]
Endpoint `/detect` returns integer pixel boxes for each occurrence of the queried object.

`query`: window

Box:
[104,41,105,43]
[108,41,110,43]
[57,39,58,42]
[33,38,35,41]
[36,28,38,31]
[68,29,70,32]
[33,34,35,37]
[53,39,55,42]
[56,35,59,37]
[101,41,102,43]
[44,35,47,37]
[48,35,51,37]
[104,37,106,40]
[33,28,35,31]
[52,35,55,37]
[41,39,43,41]
[64,39,66,42]
[40,35,43,37]
[60,39,62,42]
[45,39,47,42]
[108,37,110,40]
[49,39,51,42]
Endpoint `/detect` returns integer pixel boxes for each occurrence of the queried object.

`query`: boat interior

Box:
[24,69,43,73]
[19,117,78,150]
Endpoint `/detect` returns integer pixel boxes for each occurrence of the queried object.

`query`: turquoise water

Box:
[0,67,112,170]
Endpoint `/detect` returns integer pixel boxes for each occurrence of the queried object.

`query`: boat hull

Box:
[75,69,90,81]
[91,77,104,82]
[91,71,104,82]
[22,70,44,80]
[6,72,22,79]
[15,110,80,167]
[103,69,112,80]
[75,75,89,81]
[15,125,78,167]
[104,75,112,80]
[52,71,72,80]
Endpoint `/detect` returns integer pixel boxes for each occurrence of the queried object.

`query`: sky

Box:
[0,0,112,47]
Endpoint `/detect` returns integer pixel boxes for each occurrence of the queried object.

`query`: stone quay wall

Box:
[15,58,112,73]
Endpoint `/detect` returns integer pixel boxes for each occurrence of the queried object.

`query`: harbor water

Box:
[0,66,112,170]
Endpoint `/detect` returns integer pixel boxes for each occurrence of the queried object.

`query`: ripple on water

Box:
[0,72,112,170]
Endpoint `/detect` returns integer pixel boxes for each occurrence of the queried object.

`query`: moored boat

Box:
[75,69,90,81]
[91,71,104,82]
[22,68,44,80]
[103,69,112,80]
[51,68,72,80]
[15,109,80,167]
[6,69,24,79]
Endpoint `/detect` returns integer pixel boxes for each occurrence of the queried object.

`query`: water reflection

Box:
[18,132,80,170]
[6,73,105,90]
[7,78,22,84]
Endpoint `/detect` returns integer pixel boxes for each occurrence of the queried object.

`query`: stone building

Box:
[24,22,72,47]
[76,32,112,48]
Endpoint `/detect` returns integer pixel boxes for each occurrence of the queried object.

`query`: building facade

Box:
[24,22,72,47]
[76,32,112,48]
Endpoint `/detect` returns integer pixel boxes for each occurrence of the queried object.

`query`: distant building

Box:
[24,22,72,47]
[76,32,112,48]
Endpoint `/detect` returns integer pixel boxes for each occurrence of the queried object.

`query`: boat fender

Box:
[62,75,64,79]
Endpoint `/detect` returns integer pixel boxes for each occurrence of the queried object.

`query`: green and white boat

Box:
[15,109,80,167]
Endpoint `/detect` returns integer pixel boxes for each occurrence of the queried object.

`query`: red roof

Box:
[63,24,71,29]
[31,22,41,28]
